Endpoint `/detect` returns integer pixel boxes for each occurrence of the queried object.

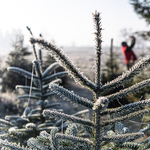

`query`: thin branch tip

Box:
[29,37,36,44]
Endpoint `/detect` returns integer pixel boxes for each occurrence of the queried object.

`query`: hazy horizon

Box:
[0,0,150,55]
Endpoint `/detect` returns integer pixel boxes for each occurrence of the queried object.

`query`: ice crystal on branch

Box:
[92,97,109,111]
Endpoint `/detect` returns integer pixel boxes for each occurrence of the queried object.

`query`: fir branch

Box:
[93,11,103,150]
[32,59,42,79]
[30,37,97,92]
[0,139,30,150]
[37,130,51,142]
[0,133,10,138]
[50,127,59,150]
[42,79,62,93]
[130,0,150,25]
[34,93,42,97]
[43,92,56,99]
[72,109,89,117]
[0,119,14,127]
[55,133,93,149]
[25,123,36,130]
[34,131,52,149]
[16,118,30,126]
[102,132,144,142]
[22,107,31,117]
[42,71,68,84]
[114,122,127,134]
[26,114,41,120]
[140,136,150,144]
[101,109,149,127]
[139,137,150,150]
[54,109,89,127]
[8,128,36,134]
[26,26,38,60]
[42,62,60,78]
[50,78,62,84]
[44,103,61,109]
[5,115,22,121]
[65,124,78,136]
[33,78,41,89]
[59,147,75,150]
[93,11,102,88]
[16,85,40,92]
[139,141,150,150]
[107,78,150,102]
[43,110,95,127]
[49,83,93,109]
[101,143,116,150]
[37,122,53,128]
[37,127,58,133]
[139,124,150,134]
[101,55,150,93]
[100,98,150,116]
[26,109,41,118]
[27,137,48,150]
[18,95,41,100]
[42,84,49,91]
[7,67,39,79]
[121,141,140,149]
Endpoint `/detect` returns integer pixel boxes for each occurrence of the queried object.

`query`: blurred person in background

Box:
[121,36,137,70]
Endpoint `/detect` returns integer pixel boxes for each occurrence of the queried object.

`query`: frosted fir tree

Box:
[0,29,68,145]
[1,11,150,150]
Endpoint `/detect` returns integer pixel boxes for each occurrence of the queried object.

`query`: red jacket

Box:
[122,46,137,64]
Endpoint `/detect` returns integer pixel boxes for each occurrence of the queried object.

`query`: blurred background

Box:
[0,0,149,53]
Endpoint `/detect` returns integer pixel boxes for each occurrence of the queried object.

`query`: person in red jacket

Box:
[121,36,137,70]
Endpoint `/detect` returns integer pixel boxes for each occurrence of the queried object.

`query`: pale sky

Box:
[0,0,149,53]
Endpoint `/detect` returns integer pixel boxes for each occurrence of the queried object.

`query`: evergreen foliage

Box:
[101,39,124,108]
[130,0,150,40]
[102,39,120,83]
[1,34,32,92]
[1,11,150,150]
[0,35,69,146]
[130,0,150,24]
